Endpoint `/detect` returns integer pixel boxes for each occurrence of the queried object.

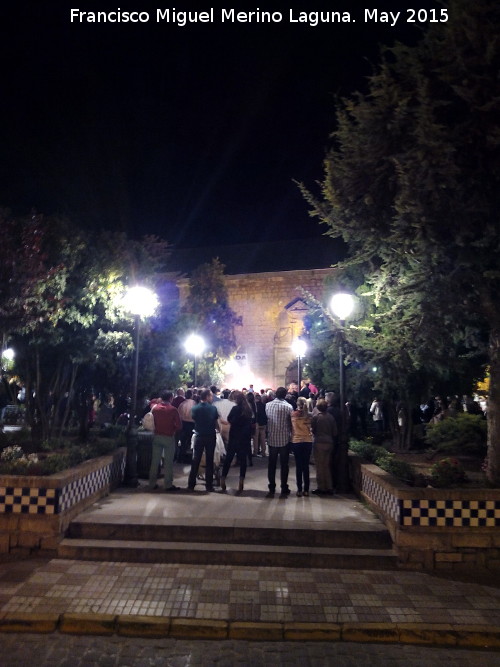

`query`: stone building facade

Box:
[178,267,336,389]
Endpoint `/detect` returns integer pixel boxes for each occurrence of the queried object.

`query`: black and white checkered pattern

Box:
[401,499,500,527]
[0,452,125,516]
[361,474,401,523]
[0,486,58,515]
[58,466,110,513]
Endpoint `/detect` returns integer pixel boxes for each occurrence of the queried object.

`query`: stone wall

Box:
[178,268,336,388]
[349,453,500,571]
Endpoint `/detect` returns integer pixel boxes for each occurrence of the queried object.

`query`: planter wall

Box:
[349,452,500,571]
[0,447,126,558]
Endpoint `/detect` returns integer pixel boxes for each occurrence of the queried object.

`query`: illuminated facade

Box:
[177,266,336,389]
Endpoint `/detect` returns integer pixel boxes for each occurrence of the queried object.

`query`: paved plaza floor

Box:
[0,457,499,659]
[1,557,500,626]
[85,455,384,528]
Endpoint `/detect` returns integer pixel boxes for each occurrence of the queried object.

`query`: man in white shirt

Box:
[216,389,236,445]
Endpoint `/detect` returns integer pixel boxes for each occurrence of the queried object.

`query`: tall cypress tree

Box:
[303,0,500,482]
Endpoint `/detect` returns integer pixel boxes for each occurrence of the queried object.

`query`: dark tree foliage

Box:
[177,258,242,386]
[302,0,500,477]
[1,212,172,441]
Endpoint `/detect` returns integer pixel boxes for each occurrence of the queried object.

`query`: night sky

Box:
[1,2,439,248]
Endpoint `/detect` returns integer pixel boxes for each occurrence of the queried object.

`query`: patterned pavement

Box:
[1,558,500,627]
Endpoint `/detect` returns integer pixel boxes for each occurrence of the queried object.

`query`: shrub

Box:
[375,452,416,485]
[349,439,417,485]
[0,445,26,462]
[0,437,121,476]
[430,457,468,488]
[349,439,387,463]
[424,413,486,456]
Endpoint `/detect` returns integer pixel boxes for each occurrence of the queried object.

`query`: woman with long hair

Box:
[246,390,257,465]
[291,396,313,496]
[220,390,253,494]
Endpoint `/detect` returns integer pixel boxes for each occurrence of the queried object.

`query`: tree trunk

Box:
[487,326,500,485]
[57,363,78,440]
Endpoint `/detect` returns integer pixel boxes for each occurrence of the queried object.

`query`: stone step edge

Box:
[59,538,396,557]
[68,523,391,548]
[71,517,389,532]
[0,613,498,648]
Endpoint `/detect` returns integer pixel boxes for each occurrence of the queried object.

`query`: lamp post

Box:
[184,334,205,387]
[291,338,307,391]
[122,285,158,487]
[330,292,355,493]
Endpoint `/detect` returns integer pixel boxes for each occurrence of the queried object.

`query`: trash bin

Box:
[136,430,154,479]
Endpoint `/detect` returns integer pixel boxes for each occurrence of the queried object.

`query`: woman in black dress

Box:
[220,390,253,494]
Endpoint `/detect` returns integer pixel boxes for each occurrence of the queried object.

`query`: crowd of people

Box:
[143,381,342,498]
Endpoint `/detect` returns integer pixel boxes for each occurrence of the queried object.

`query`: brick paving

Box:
[1,459,500,658]
[1,558,500,626]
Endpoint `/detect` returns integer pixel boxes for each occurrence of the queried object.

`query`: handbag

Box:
[142,411,155,431]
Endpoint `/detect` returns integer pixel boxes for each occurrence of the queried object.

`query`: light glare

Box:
[291,338,307,357]
[122,285,158,317]
[184,333,205,356]
[330,293,355,320]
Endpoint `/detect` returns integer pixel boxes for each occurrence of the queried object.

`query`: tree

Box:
[302,0,500,478]
[2,212,173,441]
[177,258,242,386]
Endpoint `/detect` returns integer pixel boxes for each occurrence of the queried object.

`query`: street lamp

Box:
[184,334,205,387]
[122,285,158,487]
[291,338,307,390]
[330,292,355,493]
[2,348,14,363]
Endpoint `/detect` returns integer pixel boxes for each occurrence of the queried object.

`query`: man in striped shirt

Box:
[265,387,293,499]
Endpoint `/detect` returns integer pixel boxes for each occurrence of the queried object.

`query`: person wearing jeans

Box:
[149,390,182,491]
[291,396,313,496]
[265,387,293,499]
[188,389,220,491]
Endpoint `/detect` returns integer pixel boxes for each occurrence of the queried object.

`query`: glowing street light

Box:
[184,334,205,387]
[2,348,14,362]
[330,293,355,321]
[291,338,307,390]
[330,291,355,493]
[330,293,355,408]
[123,285,158,487]
[122,285,159,318]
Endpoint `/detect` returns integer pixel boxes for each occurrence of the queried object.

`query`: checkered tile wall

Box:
[0,486,57,515]
[360,468,500,528]
[0,454,125,516]
[58,456,125,513]
[361,473,401,523]
[401,499,500,527]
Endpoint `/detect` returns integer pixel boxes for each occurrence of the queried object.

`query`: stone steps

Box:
[58,537,398,569]
[66,518,393,550]
[58,517,397,569]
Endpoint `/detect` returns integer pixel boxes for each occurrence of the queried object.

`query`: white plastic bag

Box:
[142,411,155,431]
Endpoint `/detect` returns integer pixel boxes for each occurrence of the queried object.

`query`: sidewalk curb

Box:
[1,613,499,648]
[0,612,59,633]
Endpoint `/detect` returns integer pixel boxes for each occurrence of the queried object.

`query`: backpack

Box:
[142,411,155,432]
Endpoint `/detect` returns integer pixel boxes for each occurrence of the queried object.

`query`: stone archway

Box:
[273,297,310,388]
